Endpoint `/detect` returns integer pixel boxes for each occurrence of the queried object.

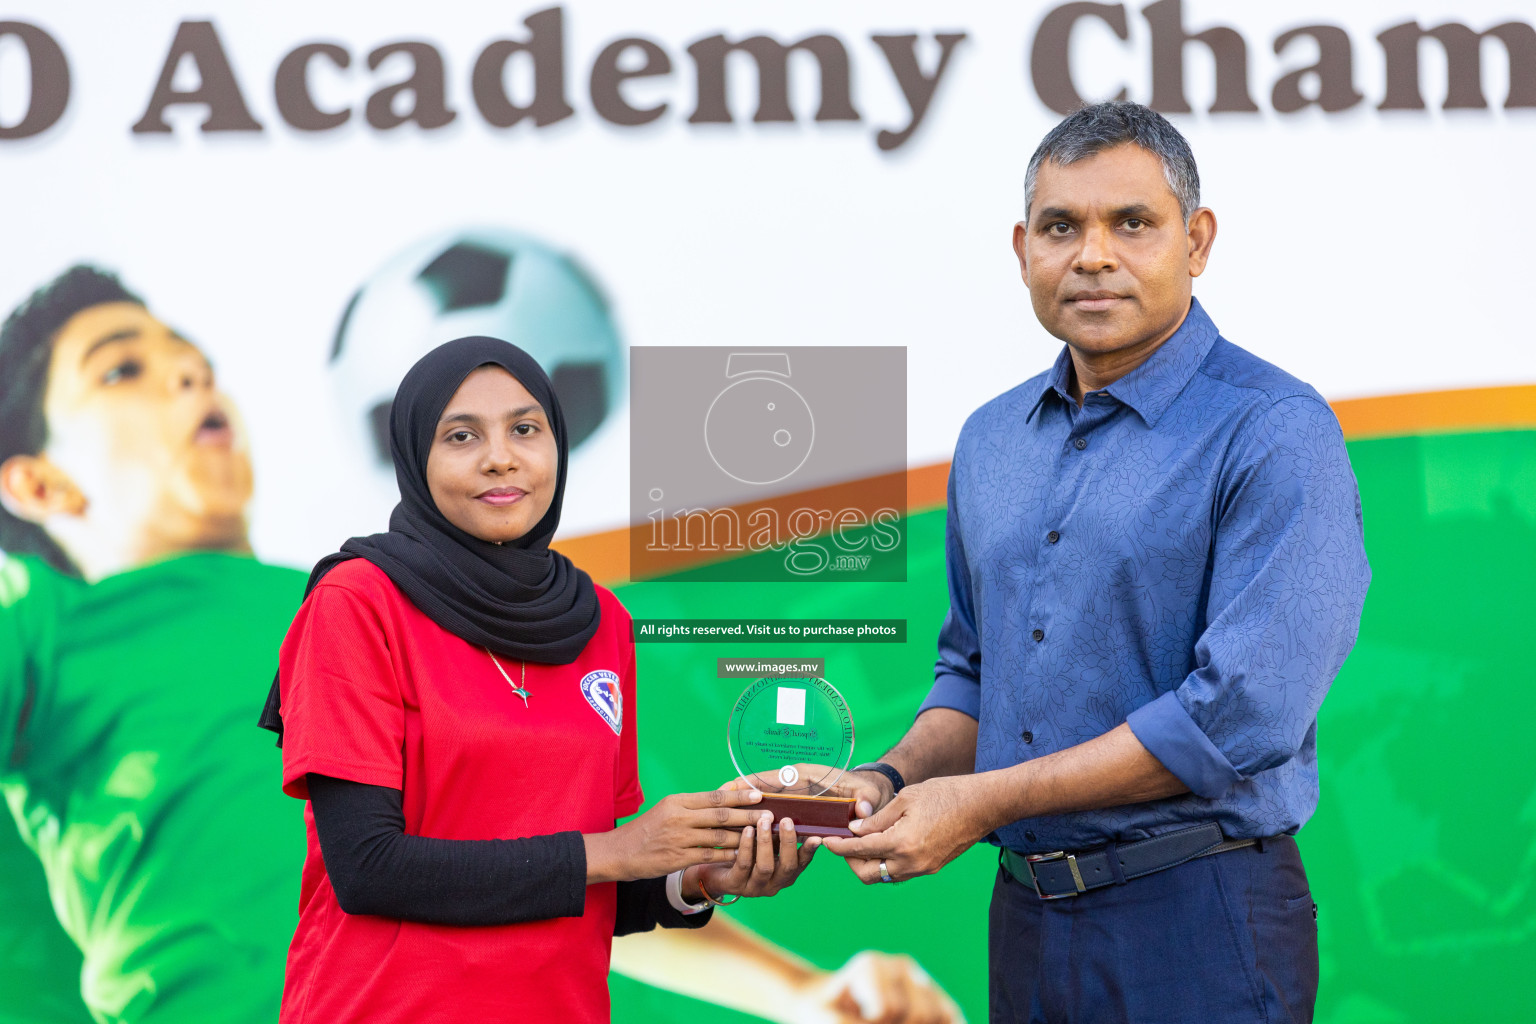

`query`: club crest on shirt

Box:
[580,670,623,735]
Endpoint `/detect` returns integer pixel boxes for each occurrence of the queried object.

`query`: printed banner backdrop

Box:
[2,2,1534,1022]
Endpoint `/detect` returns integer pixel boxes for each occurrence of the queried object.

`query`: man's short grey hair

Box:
[1024,101,1201,223]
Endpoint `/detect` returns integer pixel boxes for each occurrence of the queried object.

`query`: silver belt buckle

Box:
[1025,850,1087,899]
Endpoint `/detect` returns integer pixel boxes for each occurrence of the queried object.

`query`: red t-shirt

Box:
[276,559,641,1024]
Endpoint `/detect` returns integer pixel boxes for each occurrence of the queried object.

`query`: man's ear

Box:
[1186,207,1218,278]
[1012,221,1030,286]
[0,454,87,523]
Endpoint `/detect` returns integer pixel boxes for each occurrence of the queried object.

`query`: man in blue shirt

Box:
[825,102,1369,1022]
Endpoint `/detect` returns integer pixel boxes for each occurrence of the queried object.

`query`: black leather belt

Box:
[1000,822,1258,900]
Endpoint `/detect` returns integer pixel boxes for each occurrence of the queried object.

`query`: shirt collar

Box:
[1024,346,1078,424]
[1024,297,1219,428]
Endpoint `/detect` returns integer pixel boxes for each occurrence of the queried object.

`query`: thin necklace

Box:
[485,648,530,708]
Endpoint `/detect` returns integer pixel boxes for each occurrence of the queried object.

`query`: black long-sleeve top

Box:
[306,774,711,935]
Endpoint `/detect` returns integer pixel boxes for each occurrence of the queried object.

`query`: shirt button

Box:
[1025,830,1038,842]
[1021,729,1034,743]
[1073,437,1088,451]
[1032,628,1044,642]
[1047,530,1060,544]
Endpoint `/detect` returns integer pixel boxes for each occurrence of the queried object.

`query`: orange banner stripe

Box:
[555,384,1536,585]
[1330,383,1536,440]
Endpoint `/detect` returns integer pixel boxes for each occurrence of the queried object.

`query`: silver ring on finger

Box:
[879,860,895,883]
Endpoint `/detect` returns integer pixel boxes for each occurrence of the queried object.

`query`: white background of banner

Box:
[3,0,1532,569]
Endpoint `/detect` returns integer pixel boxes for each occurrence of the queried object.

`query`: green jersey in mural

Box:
[0,553,307,1024]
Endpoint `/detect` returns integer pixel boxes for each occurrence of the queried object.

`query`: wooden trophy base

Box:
[754,793,857,838]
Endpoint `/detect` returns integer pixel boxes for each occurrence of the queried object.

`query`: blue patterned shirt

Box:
[921,298,1369,853]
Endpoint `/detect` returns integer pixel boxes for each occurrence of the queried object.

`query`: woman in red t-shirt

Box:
[259,337,815,1024]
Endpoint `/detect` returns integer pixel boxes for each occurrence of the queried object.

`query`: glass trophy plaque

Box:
[727,676,857,837]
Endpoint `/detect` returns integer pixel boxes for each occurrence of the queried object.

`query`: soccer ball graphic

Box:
[329,228,625,471]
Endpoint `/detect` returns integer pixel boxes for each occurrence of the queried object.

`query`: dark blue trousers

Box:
[989,836,1318,1024]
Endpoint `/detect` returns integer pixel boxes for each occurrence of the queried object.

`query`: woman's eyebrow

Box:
[80,328,141,366]
[439,405,544,428]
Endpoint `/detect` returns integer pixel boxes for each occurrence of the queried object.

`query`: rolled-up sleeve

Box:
[1128,396,1370,799]
[920,463,982,720]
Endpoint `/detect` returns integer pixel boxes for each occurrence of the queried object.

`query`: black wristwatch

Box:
[852,761,905,795]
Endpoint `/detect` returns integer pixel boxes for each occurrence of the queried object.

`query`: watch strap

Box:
[852,761,905,795]
[666,869,709,915]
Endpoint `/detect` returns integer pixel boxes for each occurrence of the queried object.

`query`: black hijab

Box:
[258,336,601,743]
